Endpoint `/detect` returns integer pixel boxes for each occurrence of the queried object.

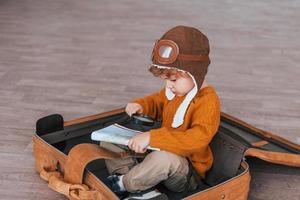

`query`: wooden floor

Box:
[0,0,299,199]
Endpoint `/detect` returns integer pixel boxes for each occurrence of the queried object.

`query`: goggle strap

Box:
[178,54,209,62]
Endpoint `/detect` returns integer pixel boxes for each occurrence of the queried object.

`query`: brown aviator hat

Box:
[150,25,210,89]
[149,25,211,128]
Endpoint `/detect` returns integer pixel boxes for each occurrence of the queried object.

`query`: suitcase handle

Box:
[40,168,103,200]
[38,143,122,199]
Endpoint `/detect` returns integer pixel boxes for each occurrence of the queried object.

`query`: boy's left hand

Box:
[128,132,150,153]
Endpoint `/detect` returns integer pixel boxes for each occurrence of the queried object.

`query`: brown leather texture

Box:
[251,140,269,148]
[33,136,119,200]
[185,162,250,200]
[64,143,120,184]
[245,148,300,167]
[63,108,124,127]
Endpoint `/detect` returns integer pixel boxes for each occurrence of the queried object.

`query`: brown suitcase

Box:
[33,108,300,200]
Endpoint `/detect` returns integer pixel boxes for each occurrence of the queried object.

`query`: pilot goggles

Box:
[151,39,209,65]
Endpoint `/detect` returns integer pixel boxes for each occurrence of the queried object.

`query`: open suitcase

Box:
[33,108,300,200]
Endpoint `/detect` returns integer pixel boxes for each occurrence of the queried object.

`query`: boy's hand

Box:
[125,103,143,116]
[128,132,150,153]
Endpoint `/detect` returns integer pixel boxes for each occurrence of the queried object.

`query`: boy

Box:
[102,25,220,199]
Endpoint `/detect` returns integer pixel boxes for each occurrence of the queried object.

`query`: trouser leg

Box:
[163,168,199,192]
[100,142,137,175]
[122,150,193,193]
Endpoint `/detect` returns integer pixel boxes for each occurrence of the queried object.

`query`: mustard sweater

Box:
[134,86,221,177]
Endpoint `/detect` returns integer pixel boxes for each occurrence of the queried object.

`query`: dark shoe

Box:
[106,174,128,198]
[124,188,168,200]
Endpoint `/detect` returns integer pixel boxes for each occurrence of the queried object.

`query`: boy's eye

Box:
[170,79,176,82]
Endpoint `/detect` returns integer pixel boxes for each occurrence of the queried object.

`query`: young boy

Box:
[102,25,220,199]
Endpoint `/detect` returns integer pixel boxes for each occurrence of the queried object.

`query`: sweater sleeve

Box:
[133,88,166,120]
[149,94,220,157]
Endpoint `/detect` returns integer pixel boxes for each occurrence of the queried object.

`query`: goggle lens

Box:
[159,45,173,58]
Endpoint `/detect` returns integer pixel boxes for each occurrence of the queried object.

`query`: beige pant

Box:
[100,142,197,193]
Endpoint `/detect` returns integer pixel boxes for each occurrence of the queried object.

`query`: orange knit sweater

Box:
[134,86,221,177]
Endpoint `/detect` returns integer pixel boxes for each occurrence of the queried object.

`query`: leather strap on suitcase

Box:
[34,141,121,200]
[245,148,300,167]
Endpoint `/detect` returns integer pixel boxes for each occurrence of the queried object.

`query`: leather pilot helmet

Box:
[150,25,210,90]
[149,25,211,128]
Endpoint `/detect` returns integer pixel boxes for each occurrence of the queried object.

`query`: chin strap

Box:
[172,81,197,128]
[165,87,175,100]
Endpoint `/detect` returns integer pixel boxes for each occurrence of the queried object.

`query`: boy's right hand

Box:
[125,103,143,116]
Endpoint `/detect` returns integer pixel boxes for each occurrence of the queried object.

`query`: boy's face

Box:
[160,72,195,97]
